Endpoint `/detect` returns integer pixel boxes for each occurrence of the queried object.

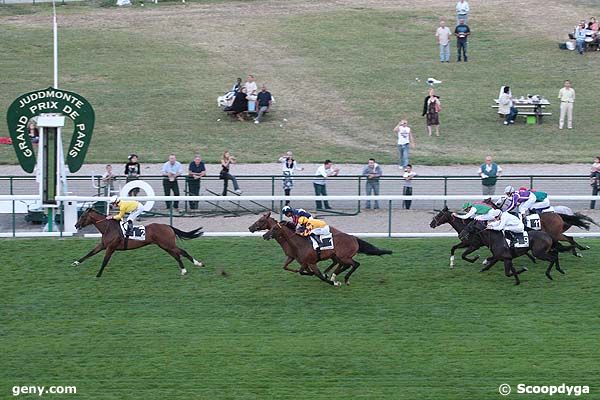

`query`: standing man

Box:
[454,19,471,62]
[187,154,206,210]
[478,156,503,195]
[361,158,382,210]
[403,164,417,209]
[558,80,575,130]
[161,154,183,211]
[455,0,470,25]
[313,160,339,210]
[436,20,452,63]
[254,84,273,124]
[394,119,415,169]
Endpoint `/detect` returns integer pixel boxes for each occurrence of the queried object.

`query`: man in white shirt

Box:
[558,80,575,130]
[394,119,415,168]
[435,20,452,63]
[244,75,258,100]
[455,0,470,25]
[161,154,183,211]
[313,160,339,210]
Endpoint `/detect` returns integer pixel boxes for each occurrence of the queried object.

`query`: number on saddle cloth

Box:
[120,221,146,241]
[308,233,334,250]
[505,231,529,248]
[525,215,541,230]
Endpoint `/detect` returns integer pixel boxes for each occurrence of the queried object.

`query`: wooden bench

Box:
[492,105,552,124]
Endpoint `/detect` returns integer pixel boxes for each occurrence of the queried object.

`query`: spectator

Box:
[422,89,441,137]
[394,119,416,168]
[254,84,273,124]
[403,164,417,209]
[454,18,470,62]
[590,156,600,209]
[278,151,304,205]
[478,156,503,195]
[244,75,258,113]
[498,85,518,125]
[220,151,242,195]
[455,0,470,25]
[124,153,141,196]
[362,158,382,210]
[161,154,183,211]
[187,154,206,210]
[226,86,249,122]
[101,164,117,196]
[436,20,452,63]
[574,21,587,54]
[28,119,39,144]
[313,160,339,210]
[232,77,242,93]
[558,80,575,130]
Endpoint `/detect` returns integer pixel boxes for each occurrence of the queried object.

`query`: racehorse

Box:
[430,206,537,268]
[482,198,597,257]
[73,208,204,277]
[459,221,563,284]
[250,213,392,286]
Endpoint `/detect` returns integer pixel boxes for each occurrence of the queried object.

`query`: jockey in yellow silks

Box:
[106,196,144,236]
[296,216,331,245]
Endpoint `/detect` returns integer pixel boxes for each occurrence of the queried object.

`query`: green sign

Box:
[6,87,95,173]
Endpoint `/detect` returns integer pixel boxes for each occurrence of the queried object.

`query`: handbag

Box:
[434,101,442,113]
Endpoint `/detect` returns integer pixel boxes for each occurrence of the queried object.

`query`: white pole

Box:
[52,0,58,89]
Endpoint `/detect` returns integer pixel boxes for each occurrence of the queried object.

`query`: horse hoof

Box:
[522,267,528,272]
[545,273,553,281]
[345,281,350,286]
[333,281,341,287]
[482,259,489,266]
[557,269,566,275]
[584,246,590,250]
[181,268,188,276]
[193,260,204,267]
[71,261,80,267]
[576,253,583,258]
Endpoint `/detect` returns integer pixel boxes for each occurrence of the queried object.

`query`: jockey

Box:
[296,216,330,248]
[486,209,525,246]
[282,205,312,226]
[518,186,551,213]
[453,202,495,221]
[106,196,145,237]
[503,185,535,218]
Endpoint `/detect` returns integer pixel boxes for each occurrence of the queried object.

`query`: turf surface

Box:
[2,237,599,399]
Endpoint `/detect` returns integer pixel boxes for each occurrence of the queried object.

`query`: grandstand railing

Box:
[2,194,600,238]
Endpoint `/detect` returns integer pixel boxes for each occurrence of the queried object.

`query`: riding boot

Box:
[124,220,133,250]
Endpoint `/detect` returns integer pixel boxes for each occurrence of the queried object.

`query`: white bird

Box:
[427,78,442,85]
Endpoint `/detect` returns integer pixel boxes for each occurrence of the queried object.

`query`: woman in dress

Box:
[422,88,441,137]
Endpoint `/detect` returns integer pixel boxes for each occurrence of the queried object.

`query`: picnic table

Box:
[492,97,552,124]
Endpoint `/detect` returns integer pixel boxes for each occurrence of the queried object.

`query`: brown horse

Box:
[483,198,595,257]
[250,213,392,286]
[73,208,205,278]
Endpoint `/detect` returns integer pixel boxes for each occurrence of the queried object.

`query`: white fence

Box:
[2,194,600,238]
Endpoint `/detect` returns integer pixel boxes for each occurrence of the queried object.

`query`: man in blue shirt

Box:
[454,19,471,62]
[254,84,273,124]
[161,154,183,211]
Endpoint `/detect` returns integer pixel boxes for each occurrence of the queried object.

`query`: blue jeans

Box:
[439,43,450,62]
[576,39,585,54]
[365,180,380,209]
[457,40,468,60]
[505,106,518,123]
[397,144,410,168]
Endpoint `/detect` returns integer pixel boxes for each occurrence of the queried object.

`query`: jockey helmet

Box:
[282,206,292,215]
[518,186,528,191]
[490,209,502,218]
[462,202,473,210]
[504,185,515,194]
[297,216,309,225]
[109,195,120,204]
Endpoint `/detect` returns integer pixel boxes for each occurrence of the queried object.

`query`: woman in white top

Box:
[278,151,304,205]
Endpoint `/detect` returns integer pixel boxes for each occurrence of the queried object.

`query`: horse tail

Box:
[171,226,204,240]
[559,213,598,231]
[356,238,393,256]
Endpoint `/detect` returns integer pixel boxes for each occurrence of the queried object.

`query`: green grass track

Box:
[1,237,599,399]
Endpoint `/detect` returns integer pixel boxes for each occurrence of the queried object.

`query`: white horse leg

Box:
[450,255,455,268]
[193,259,204,267]
[181,268,188,276]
